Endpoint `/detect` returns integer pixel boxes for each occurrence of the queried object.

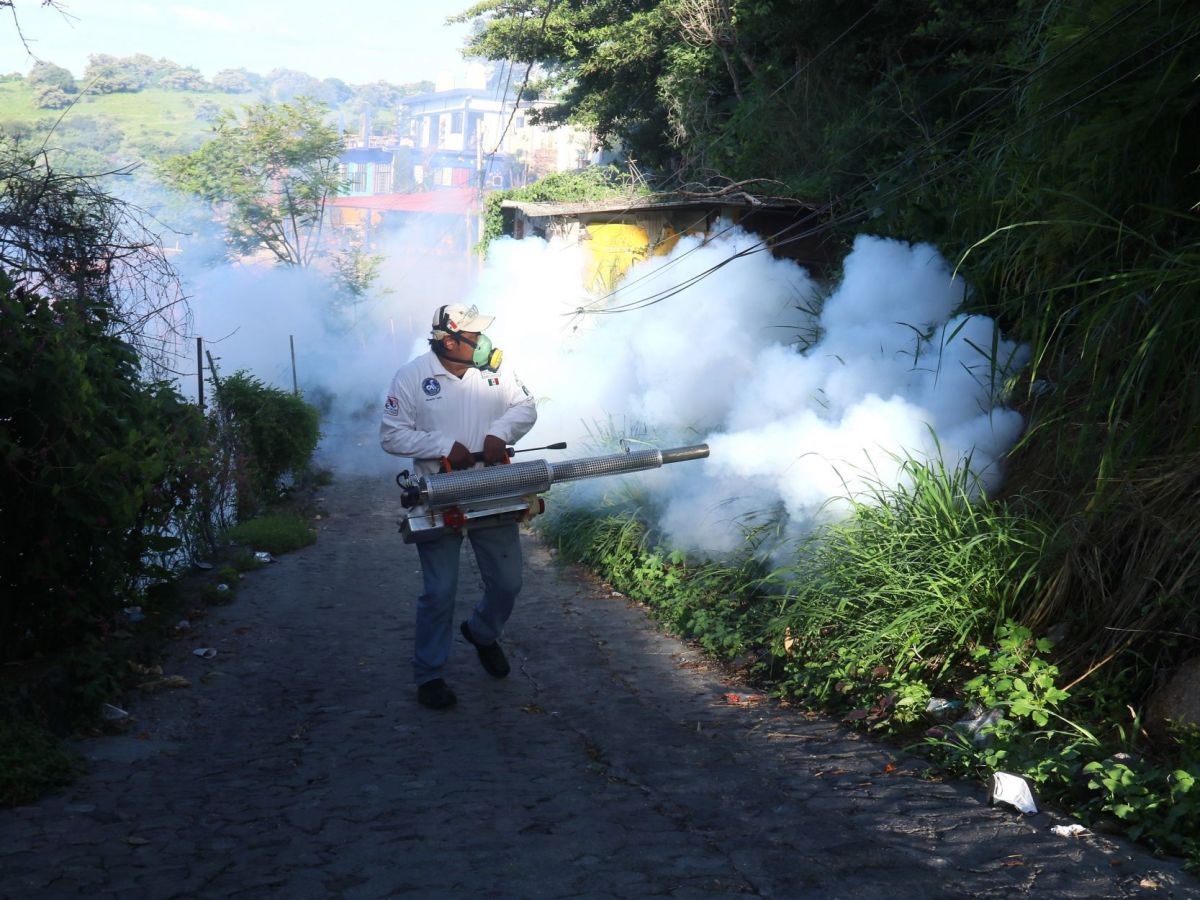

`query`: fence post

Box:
[290,334,299,396]
[196,337,204,412]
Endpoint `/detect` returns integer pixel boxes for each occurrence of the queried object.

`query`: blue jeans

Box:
[412,523,523,686]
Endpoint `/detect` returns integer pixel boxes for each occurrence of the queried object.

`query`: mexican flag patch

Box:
[487,376,500,386]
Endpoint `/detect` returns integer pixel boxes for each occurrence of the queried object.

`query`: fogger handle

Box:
[439,441,570,472]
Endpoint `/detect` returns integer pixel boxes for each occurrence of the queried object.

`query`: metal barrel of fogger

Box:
[416,444,709,510]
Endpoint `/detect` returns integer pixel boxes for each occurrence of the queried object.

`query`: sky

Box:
[0,0,476,84]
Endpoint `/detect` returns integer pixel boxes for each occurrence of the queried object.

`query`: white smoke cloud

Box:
[469,227,1027,556]
[168,205,1026,558]
[173,215,480,476]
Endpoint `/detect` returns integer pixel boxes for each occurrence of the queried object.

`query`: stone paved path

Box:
[1,476,1196,899]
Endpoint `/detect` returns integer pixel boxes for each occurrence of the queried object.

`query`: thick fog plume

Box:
[468,228,1028,556]
[170,208,1026,558]
[173,216,474,476]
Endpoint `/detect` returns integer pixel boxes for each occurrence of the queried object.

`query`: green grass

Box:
[222,512,317,556]
[0,83,252,155]
[769,455,1051,703]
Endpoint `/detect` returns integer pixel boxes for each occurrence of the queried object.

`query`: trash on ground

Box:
[138,675,191,692]
[255,551,274,563]
[194,560,214,570]
[925,697,963,721]
[174,619,191,631]
[101,703,129,720]
[725,692,766,705]
[121,606,145,623]
[955,706,1004,747]
[192,647,218,659]
[127,661,162,677]
[988,771,1039,814]
[215,583,230,593]
[1051,824,1089,838]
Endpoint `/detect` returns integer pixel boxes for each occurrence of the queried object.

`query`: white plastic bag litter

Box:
[988,772,1039,814]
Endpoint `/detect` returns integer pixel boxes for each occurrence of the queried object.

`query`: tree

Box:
[158,98,345,267]
[453,0,673,160]
[31,84,70,108]
[83,53,143,92]
[320,77,354,105]
[159,66,208,92]
[212,67,259,94]
[25,60,76,93]
[264,68,323,103]
[0,140,211,661]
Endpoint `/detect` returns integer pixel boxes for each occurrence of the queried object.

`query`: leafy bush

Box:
[212,371,320,516]
[545,507,769,661]
[771,458,1049,705]
[478,165,647,254]
[0,274,210,662]
[0,718,77,806]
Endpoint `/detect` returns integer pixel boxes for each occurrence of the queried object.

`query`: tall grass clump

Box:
[770,456,1050,708]
[859,0,1200,700]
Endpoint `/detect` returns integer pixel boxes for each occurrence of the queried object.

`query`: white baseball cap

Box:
[432,303,494,337]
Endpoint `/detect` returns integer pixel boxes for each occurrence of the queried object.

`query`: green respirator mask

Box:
[452,332,503,373]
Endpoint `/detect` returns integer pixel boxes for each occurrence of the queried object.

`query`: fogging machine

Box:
[395,443,710,543]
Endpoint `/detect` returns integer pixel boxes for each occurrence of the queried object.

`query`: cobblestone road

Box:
[1,476,1196,899]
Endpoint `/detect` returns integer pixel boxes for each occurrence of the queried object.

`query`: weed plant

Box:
[769,456,1050,707]
[221,513,318,556]
[0,719,78,807]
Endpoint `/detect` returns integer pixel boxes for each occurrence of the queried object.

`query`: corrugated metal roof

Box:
[500,195,813,217]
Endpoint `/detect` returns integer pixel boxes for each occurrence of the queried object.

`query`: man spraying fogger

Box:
[380,303,537,709]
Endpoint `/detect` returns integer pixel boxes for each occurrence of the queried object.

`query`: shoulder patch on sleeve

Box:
[384,395,399,416]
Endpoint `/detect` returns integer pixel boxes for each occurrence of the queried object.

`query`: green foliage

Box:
[211,68,259,94]
[456,1,672,159]
[212,372,320,517]
[25,61,76,93]
[771,457,1049,703]
[222,513,318,556]
[1081,758,1200,855]
[158,98,344,266]
[963,624,1069,728]
[0,719,78,807]
[329,247,390,331]
[0,274,210,661]
[479,165,646,254]
[542,504,768,661]
[30,85,71,109]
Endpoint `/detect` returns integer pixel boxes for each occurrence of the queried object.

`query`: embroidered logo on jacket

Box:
[421,377,441,397]
[384,395,399,416]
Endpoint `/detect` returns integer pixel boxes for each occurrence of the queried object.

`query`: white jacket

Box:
[380,350,537,476]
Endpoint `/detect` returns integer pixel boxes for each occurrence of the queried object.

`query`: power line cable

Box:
[571,2,1194,317]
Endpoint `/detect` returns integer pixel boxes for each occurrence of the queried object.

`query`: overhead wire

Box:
[568,0,1196,318]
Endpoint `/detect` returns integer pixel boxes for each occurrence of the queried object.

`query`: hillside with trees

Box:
[0,54,431,173]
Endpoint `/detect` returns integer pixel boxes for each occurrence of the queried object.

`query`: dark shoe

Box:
[460,621,510,679]
[417,678,457,709]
